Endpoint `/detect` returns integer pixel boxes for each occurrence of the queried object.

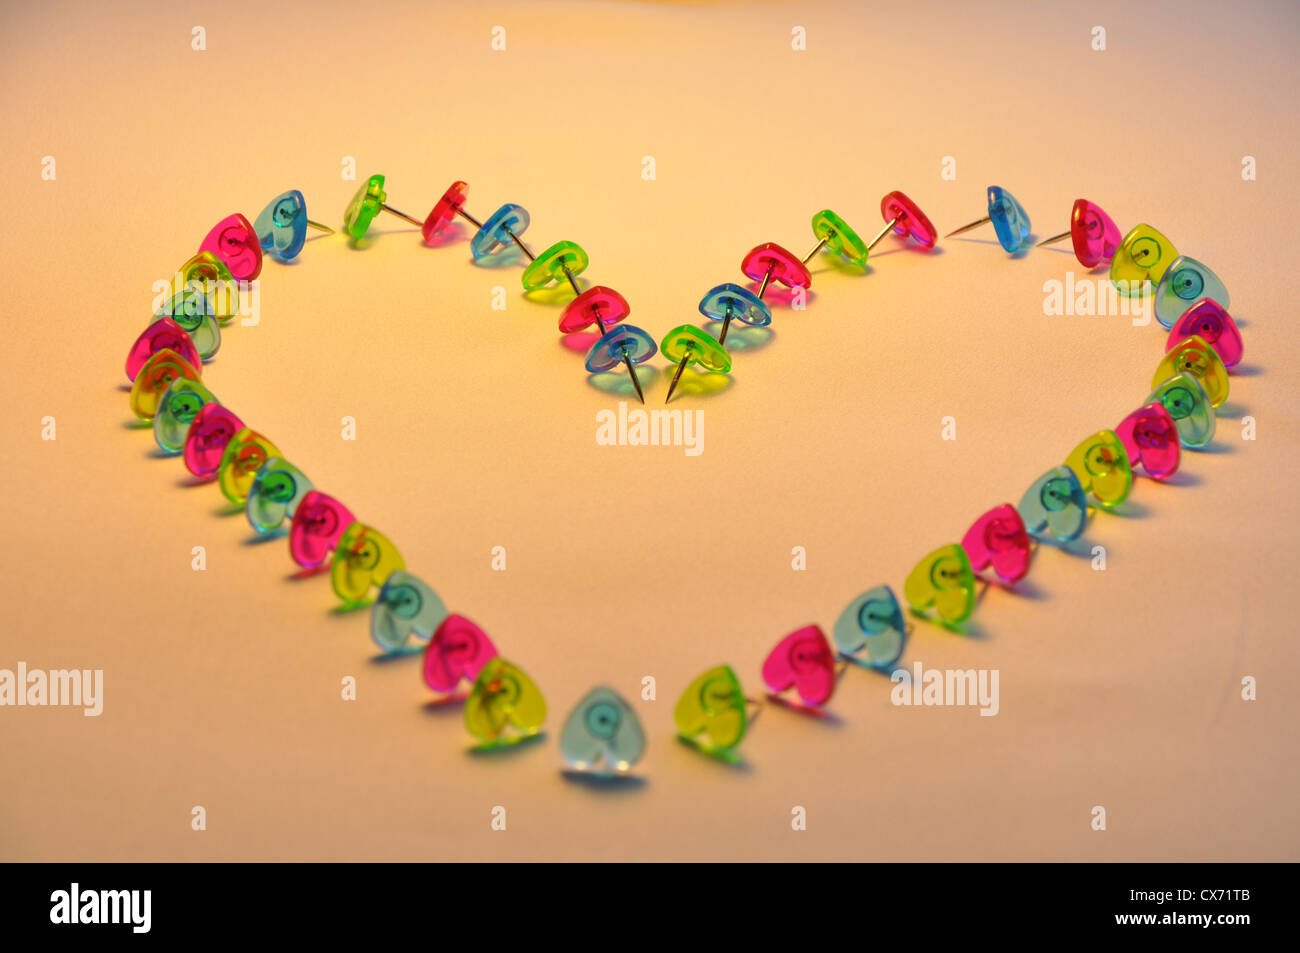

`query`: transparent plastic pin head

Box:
[660,325,731,373]
[560,686,645,775]
[465,657,547,746]
[881,190,938,248]
[1153,335,1228,408]
[154,379,217,455]
[369,570,449,654]
[1154,256,1230,329]
[1168,299,1243,369]
[810,209,869,266]
[330,523,405,604]
[129,348,201,421]
[961,503,1033,584]
[1069,198,1121,268]
[1018,466,1088,542]
[903,544,976,625]
[832,585,906,669]
[1110,223,1177,294]
[698,283,771,327]
[254,189,308,260]
[198,212,262,281]
[740,242,811,289]
[217,428,281,504]
[674,665,747,752]
[126,318,201,382]
[423,613,496,692]
[1115,403,1181,481]
[584,325,657,372]
[1065,430,1133,508]
[152,291,221,360]
[342,174,386,240]
[183,403,243,478]
[521,240,588,291]
[560,285,630,334]
[1147,373,1215,449]
[246,458,313,534]
[471,203,530,260]
[422,180,469,242]
[987,186,1031,252]
[761,625,837,707]
[289,490,356,569]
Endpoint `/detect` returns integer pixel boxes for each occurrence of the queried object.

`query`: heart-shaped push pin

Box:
[216,428,281,504]
[464,657,547,747]
[329,523,404,603]
[470,203,530,260]
[1167,299,1244,369]
[422,613,497,690]
[698,283,771,345]
[961,504,1033,584]
[125,318,202,382]
[946,186,1031,252]
[1037,198,1121,268]
[832,585,907,670]
[674,665,749,754]
[808,209,870,266]
[182,403,243,479]
[1147,373,1216,449]
[370,571,449,654]
[421,180,470,243]
[1109,223,1178,293]
[903,544,977,626]
[1154,256,1230,329]
[173,251,239,324]
[1065,430,1133,508]
[246,458,313,535]
[198,213,262,281]
[880,190,939,249]
[254,189,333,260]
[561,286,654,404]
[560,686,646,775]
[761,625,838,708]
[521,240,589,292]
[1115,404,1181,481]
[740,242,812,300]
[583,325,658,403]
[129,348,202,421]
[153,290,222,360]
[1153,335,1228,408]
[662,325,731,403]
[289,490,356,569]
[154,379,217,455]
[559,286,630,334]
[1018,466,1089,542]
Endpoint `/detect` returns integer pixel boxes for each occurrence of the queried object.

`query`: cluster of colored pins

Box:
[664,191,940,402]
[348,175,657,402]
[124,179,1245,773]
[672,191,1243,761]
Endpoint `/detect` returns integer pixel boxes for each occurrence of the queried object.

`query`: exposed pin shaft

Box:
[866,215,902,253]
[802,237,828,264]
[665,349,692,403]
[624,353,645,403]
[718,310,734,346]
[306,219,334,234]
[381,203,423,227]
[503,226,535,261]
[944,215,992,238]
[755,270,773,301]
[455,206,484,229]
[1036,230,1071,247]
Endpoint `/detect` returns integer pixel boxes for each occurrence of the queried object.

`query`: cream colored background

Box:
[1,0,1297,861]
